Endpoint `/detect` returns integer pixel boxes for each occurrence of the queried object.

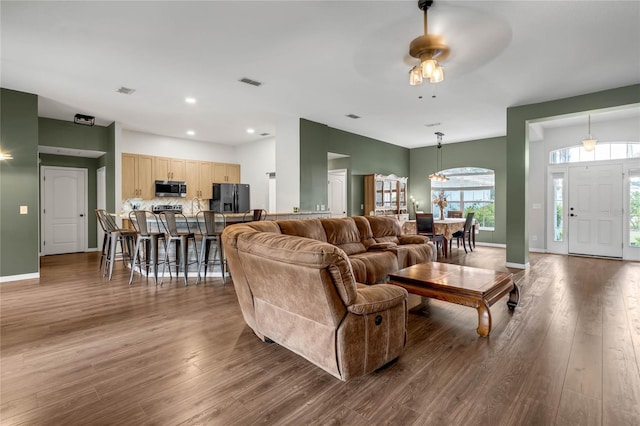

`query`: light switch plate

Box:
[20,205,28,214]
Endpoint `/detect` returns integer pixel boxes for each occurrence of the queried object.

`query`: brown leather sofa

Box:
[221,216,434,381]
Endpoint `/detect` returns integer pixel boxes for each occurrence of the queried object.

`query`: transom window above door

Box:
[550,142,640,164]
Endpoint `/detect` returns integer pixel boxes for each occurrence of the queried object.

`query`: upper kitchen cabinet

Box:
[155,156,186,181]
[186,160,213,199]
[213,163,240,183]
[122,153,154,199]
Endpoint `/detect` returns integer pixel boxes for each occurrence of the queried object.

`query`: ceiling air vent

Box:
[239,77,262,87]
[425,122,441,127]
[260,133,270,136]
[346,114,361,119]
[117,86,136,95]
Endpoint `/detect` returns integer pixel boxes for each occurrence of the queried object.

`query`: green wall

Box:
[39,117,109,151]
[410,136,507,244]
[38,118,113,250]
[300,119,410,215]
[0,89,40,277]
[506,83,640,266]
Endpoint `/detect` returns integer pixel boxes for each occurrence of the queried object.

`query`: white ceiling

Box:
[2,1,639,149]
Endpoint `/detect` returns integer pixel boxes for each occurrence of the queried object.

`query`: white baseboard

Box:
[475,242,506,248]
[0,272,40,283]
[505,262,530,269]
[529,248,547,253]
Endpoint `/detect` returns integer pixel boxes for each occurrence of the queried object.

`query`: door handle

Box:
[79,214,84,217]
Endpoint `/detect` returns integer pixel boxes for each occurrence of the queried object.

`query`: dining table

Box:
[402,218,477,257]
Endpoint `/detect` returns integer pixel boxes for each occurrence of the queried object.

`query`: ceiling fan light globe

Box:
[421,59,438,78]
[409,66,423,85]
[429,65,444,83]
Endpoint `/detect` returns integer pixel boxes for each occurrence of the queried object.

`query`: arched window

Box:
[550,142,640,164]
[432,167,495,230]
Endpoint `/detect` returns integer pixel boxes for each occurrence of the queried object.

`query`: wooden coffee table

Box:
[388,262,520,336]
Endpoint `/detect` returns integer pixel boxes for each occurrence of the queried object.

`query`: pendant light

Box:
[429,132,449,181]
[582,114,597,152]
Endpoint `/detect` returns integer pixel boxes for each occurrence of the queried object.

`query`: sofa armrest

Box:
[347,284,408,315]
[398,235,428,245]
[366,242,397,251]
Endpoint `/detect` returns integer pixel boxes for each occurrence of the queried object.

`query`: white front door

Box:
[328,169,347,217]
[568,164,623,258]
[42,167,87,255]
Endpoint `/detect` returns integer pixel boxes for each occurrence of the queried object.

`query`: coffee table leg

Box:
[507,281,520,310]
[476,300,491,337]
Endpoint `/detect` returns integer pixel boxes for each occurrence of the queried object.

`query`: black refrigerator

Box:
[210,183,250,213]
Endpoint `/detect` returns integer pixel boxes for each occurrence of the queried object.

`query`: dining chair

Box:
[242,209,267,222]
[129,210,169,285]
[415,213,447,258]
[159,211,199,286]
[447,210,463,218]
[196,210,227,285]
[450,212,475,254]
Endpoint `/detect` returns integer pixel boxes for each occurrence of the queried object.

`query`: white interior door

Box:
[42,167,87,255]
[328,169,347,217]
[568,164,623,258]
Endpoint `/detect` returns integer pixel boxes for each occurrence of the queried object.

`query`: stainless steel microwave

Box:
[154,180,187,198]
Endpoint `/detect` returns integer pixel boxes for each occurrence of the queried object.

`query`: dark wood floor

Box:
[1,247,639,425]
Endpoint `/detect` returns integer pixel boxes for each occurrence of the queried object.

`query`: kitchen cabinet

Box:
[155,157,186,181]
[364,173,408,217]
[186,160,213,199]
[213,163,240,183]
[122,153,154,199]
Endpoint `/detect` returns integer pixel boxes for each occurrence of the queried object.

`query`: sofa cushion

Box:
[348,284,407,315]
[390,244,433,269]
[236,231,358,308]
[349,250,398,284]
[352,216,377,248]
[366,216,402,244]
[320,217,367,255]
[278,219,328,242]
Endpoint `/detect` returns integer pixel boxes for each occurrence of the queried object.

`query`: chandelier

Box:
[582,114,597,152]
[429,132,449,181]
[409,0,450,85]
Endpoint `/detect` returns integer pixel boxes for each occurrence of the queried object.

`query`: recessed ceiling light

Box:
[239,77,262,87]
[185,97,196,104]
[246,128,255,134]
[117,86,136,95]
[186,130,195,136]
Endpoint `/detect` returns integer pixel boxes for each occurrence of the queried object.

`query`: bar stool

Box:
[242,209,267,222]
[129,210,169,285]
[196,210,227,285]
[159,211,199,286]
[95,209,136,280]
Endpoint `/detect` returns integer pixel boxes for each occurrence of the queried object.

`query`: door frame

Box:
[97,166,106,251]
[40,166,89,254]
[547,160,635,259]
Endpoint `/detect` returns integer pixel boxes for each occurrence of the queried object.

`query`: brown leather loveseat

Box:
[221,216,434,380]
